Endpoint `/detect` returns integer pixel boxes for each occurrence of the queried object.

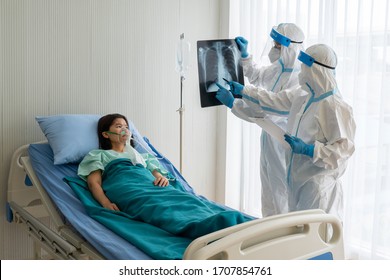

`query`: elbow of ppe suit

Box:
[242,85,294,117]
[231,109,255,123]
[242,84,274,103]
[231,99,266,122]
[241,85,271,110]
[242,85,259,100]
[312,139,355,170]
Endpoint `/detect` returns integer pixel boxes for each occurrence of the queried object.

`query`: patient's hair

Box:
[98,113,135,150]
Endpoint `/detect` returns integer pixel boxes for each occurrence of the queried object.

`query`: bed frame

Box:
[7,143,345,260]
[7,143,103,259]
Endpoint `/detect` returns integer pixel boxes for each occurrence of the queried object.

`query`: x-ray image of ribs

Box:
[198,41,241,92]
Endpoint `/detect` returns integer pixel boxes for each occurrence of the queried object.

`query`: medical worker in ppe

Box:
[217,23,305,217]
[218,44,356,222]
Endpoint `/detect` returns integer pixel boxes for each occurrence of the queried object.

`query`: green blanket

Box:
[65,158,252,259]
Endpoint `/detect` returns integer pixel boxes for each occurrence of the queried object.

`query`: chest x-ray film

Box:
[197,39,244,108]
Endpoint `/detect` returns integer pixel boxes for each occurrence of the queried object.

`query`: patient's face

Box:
[108,118,131,143]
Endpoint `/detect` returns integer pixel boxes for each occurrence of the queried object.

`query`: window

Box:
[227,0,390,260]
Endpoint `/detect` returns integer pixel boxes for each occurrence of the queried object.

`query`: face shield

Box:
[256,23,305,91]
[297,45,338,94]
[298,50,336,69]
[258,25,304,64]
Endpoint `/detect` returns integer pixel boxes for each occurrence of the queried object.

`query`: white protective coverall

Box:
[238,44,356,221]
[232,23,305,217]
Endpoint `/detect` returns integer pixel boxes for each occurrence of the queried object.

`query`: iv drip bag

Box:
[175,33,191,77]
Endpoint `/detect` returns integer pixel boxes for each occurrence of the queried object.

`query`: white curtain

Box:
[226,0,390,260]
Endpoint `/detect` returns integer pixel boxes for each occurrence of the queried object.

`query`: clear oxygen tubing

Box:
[105,130,164,160]
[127,136,164,160]
[128,136,179,182]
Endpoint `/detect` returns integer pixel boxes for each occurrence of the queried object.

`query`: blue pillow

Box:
[36,114,155,165]
[36,114,101,165]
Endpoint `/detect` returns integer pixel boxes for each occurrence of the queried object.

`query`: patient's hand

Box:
[102,202,120,211]
[152,170,169,187]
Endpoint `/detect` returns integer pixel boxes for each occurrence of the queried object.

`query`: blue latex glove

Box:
[228,81,244,95]
[235,36,249,58]
[215,83,234,108]
[284,134,314,158]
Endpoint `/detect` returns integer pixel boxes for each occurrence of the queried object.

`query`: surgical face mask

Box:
[268,47,281,63]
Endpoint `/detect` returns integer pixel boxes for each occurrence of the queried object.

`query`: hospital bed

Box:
[6,116,345,260]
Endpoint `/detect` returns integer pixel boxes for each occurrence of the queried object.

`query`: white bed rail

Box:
[7,144,47,220]
[7,143,104,260]
[9,201,85,260]
[184,209,344,260]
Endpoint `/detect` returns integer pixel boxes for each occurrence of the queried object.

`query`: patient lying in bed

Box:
[65,113,253,259]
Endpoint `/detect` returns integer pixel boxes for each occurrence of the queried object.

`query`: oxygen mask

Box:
[105,128,130,143]
[120,128,131,144]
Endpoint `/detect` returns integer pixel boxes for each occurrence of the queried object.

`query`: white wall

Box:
[0,0,228,259]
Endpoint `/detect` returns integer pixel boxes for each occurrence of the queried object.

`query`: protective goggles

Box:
[298,51,336,69]
[270,27,303,47]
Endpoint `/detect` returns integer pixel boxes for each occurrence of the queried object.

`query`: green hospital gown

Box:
[78,144,168,181]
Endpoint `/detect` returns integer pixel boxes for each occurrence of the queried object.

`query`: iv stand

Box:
[176,33,189,174]
[177,74,185,174]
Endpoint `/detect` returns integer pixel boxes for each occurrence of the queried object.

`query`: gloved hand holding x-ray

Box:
[235,36,249,58]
